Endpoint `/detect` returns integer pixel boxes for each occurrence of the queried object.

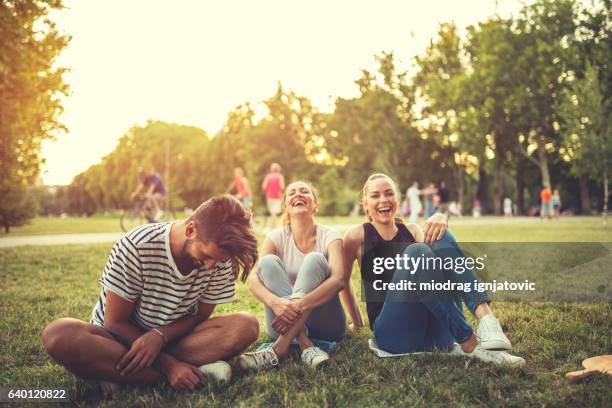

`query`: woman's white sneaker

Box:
[198,361,232,384]
[237,348,279,370]
[453,345,525,368]
[477,315,512,350]
[301,346,329,369]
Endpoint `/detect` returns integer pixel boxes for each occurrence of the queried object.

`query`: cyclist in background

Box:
[131,166,167,222]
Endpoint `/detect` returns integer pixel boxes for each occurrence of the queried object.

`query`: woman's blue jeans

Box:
[373,230,490,353]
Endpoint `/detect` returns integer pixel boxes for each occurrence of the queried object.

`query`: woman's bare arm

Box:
[340,225,365,328]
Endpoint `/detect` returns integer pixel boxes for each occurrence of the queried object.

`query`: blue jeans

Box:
[373,231,489,353]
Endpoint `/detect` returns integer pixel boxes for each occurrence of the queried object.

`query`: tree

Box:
[511,0,577,188]
[74,121,209,211]
[559,64,611,227]
[414,23,482,213]
[326,53,442,194]
[0,0,69,232]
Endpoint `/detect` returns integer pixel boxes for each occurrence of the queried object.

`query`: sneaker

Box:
[301,346,329,369]
[99,381,120,396]
[477,314,512,350]
[237,348,279,371]
[153,210,164,222]
[452,345,525,368]
[198,360,232,384]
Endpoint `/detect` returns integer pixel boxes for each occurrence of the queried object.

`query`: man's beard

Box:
[179,239,199,271]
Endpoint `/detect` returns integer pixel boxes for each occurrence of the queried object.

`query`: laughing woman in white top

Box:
[238,181,346,370]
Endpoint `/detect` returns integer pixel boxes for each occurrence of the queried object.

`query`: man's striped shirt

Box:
[90,222,236,330]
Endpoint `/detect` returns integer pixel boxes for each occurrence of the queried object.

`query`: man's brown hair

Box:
[188,195,258,282]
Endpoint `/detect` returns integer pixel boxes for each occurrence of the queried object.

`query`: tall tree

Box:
[0,0,69,232]
[327,53,440,193]
[414,23,482,212]
[559,64,611,227]
[511,0,577,188]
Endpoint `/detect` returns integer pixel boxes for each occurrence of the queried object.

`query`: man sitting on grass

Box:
[43,195,259,392]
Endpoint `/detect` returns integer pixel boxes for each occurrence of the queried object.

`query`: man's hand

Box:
[165,360,206,392]
[116,330,164,376]
[423,213,448,244]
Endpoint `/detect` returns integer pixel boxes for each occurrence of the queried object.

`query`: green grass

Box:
[450,218,612,242]
[3,215,611,242]
[1,215,123,236]
[1,223,611,407]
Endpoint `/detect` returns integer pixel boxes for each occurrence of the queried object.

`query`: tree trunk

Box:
[537,135,551,188]
[516,160,525,215]
[477,166,489,214]
[603,170,608,229]
[579,173,591,215]
[494,159,503,215]
[4,223,9,233]
[455,165,465,214]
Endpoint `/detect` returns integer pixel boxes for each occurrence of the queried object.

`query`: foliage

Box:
[0,180,37,233]
[0,0,69,231]
[41,0,610,219]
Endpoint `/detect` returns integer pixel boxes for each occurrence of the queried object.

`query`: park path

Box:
[0,216,578,248]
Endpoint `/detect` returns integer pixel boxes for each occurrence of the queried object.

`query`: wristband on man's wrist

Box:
[151,327,167,345]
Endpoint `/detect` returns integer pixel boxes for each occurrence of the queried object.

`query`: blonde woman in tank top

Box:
[342,173,525,367]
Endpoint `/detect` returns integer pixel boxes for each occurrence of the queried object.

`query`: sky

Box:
[41,0,524,185]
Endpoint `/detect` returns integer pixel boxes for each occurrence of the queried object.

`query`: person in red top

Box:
[227,167,252,207]
[262,163,285,228]
[540,184,552,220]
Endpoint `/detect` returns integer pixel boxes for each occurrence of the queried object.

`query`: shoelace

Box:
[302,347,322,364]
[477,318,499,340]
[251,349,278,367]
[475,348,515,364]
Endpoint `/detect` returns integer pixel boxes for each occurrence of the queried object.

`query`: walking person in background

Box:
[406,181,423,223]
[262,163,285,229]
[540,184,552,220]
[437,181,450,215]
[503,197,513,218]
[552,189,561,219]
[227,167,253,208]
[423,183,437,219]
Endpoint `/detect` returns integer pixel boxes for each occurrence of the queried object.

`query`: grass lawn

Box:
[1,216,123,236]
[3,215,612,242]
[1,222,610,406]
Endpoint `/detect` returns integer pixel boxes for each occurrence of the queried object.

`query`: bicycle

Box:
[120,194,177,232]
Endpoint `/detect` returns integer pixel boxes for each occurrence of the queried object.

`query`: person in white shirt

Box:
[406,181,423,223]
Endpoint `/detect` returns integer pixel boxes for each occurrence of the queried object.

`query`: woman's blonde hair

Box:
[281,181,319,227]
[361,173,404,224]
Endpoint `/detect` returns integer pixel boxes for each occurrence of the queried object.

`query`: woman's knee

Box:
[258,254,283,280]
[301,252,330,279]
[404,242,435,258]
[430,230,458,251]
